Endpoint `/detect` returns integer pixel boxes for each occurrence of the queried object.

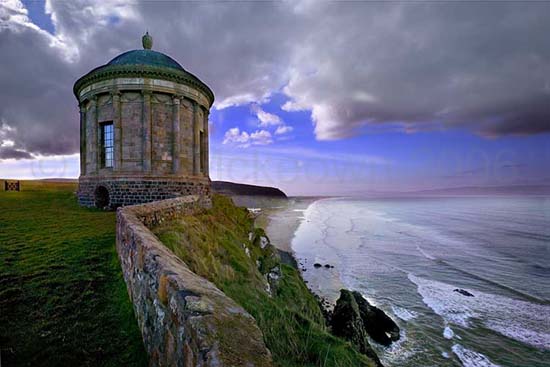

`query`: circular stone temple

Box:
[74,33,213,209]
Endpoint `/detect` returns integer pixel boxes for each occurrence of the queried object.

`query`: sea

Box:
[290,196,550,367]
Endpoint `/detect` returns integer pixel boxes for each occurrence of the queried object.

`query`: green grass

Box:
[0,181,146,367]
[154,194,375,367]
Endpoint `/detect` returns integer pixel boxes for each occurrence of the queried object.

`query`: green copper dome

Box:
[107,49,184,71]
[73,32,214,105]
[104,32,183,70]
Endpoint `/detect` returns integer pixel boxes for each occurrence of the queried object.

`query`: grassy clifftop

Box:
[0,181,146,366]
[154,194,376,367]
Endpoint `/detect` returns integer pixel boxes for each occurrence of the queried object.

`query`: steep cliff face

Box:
[153,195,377,367]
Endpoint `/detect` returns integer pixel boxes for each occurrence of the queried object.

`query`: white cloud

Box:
[275,125,293,135]
[1,139,15,147]
[223,127,249,145]
[223,127,273,148]
[251,104,283,127]
[249,130,273,145]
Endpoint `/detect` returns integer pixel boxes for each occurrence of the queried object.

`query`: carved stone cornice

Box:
[73,64,214,106]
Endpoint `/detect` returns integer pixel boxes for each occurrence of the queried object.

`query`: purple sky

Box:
[1,1,549,195]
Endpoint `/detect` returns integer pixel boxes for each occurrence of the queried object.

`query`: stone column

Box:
[79,103,87,176]
[89,96,99,174]
[112,90,122,171]
[95,96,101,173]
[142,90,152,173]
[193,101,201,176]
[203,107,210,177]
[172,96,181,174]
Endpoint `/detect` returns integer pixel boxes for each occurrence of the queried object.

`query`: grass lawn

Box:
[0,181,146,366]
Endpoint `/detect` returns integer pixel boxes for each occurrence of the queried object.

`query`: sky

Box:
[0,0,549,195]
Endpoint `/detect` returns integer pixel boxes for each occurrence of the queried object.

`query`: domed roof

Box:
[107,49,184,71]
[73,32,214,105]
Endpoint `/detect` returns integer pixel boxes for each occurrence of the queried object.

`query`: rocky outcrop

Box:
[454,288,474,297]
[331,290,383,366]
[251,229,282,295]
[352,291,400,346]
[116,196,273,366]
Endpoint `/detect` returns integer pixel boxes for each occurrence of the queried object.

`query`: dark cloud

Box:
[1,0,550,159]
[0,147,33,159]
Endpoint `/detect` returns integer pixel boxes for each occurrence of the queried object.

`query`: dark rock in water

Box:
[352,291,400,346]
[454,288,474,297]
[324,264,331,268]
[331,290,383,366]
[313,263,322,268]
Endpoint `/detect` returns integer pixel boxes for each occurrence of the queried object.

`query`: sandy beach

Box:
[254,196,320,253]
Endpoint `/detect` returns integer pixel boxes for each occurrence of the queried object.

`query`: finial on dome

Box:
[142,31,153,50]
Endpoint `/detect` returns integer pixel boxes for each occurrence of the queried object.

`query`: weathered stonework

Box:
[74,35,213,209]
[78,176,211,208]
[116,196,273,366]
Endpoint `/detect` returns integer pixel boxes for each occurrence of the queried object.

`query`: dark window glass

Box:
[100,122,114,168]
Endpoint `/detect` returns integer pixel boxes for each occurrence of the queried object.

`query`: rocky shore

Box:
[258,197,402,366]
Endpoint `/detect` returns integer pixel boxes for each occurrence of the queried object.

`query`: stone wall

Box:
[116,196,273,366]
[78,176,211,209]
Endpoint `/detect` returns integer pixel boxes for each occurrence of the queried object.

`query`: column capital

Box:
[142,89,153,97]
[172,95,182,104]
[110,89,121,98]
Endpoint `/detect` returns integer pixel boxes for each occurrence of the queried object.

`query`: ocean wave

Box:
[378,328,424,366]
[452,344,500,367]
[443,326,455,339]
[392,305,419,321]
[409,274,550,350]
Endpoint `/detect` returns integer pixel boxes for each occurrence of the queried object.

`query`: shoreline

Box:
[255,196,321,253]
[255,196,345,303]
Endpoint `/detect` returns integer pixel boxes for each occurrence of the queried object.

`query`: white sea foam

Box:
[380,329,423,365]
[443,326,455,339]
[392,305,419,321]
[452,344,500,367]
[409,274,550,349]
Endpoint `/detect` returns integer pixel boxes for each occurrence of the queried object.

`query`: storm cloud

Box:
[1,0,549,159]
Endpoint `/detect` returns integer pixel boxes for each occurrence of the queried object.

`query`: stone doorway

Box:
[94,186,110,209]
